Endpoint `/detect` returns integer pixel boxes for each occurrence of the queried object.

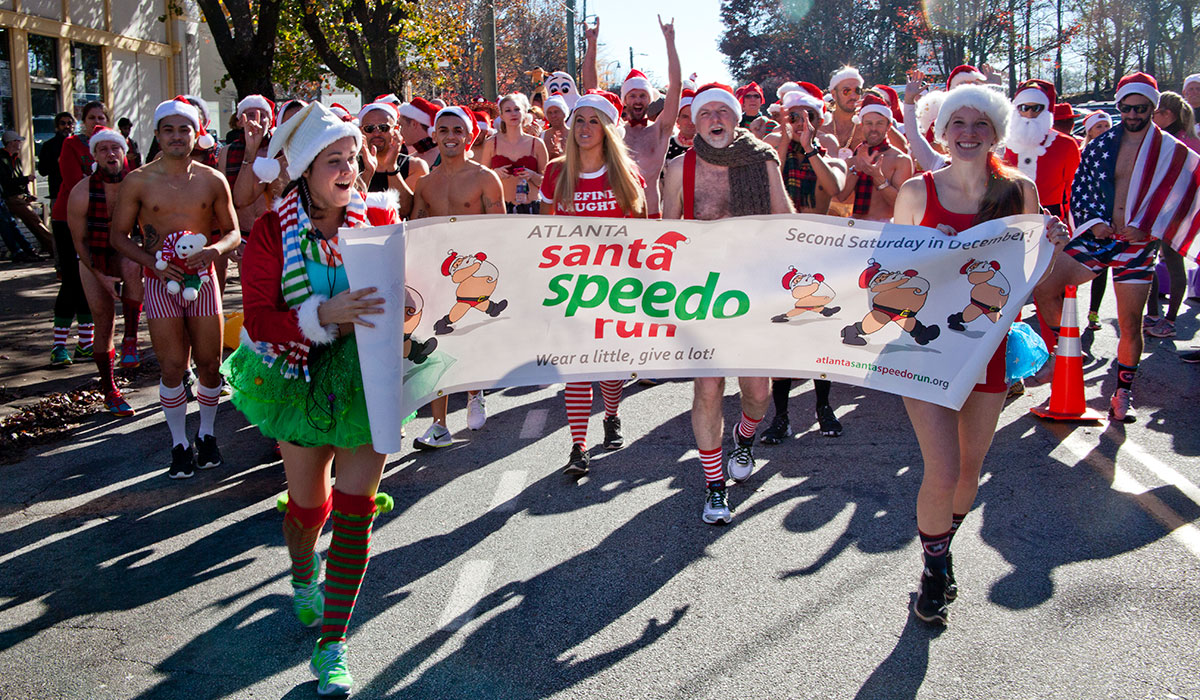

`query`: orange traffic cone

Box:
[1031,285,1105,422]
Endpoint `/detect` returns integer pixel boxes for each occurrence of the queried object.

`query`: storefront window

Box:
[72,43,102,108]
[28,34,60,146]
[0,30,13,132]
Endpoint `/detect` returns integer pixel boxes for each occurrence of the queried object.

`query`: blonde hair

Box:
[554,107,646,217]
[498,93,529,134]
[1158,91,1195,138]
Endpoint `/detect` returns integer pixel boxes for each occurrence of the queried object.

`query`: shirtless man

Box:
[583,16,680,216]
[662,83,793,524]
[541,95,569,160]
[109,97,240,479]
[836,93,913,222]
[220,95,274,252]
[1033,73,1175,423]
[358,101,424,201]
[761,82,853,441]
[67,126,142,417]
[397,97,441,169]
[409,107,505,450]
[820,66,865,161]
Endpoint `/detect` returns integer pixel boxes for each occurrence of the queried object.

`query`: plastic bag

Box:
[1005,321,1049,385]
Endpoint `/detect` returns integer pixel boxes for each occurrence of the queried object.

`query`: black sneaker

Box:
[816,404,842,437]
[168,444,196,480]
[602,415,623,450]
[563,443,590,476]
[945,552,958,603]
[759,414,790,445]
[1181,350,1200,364]
[195,435,223,470]
[913,568,949,624]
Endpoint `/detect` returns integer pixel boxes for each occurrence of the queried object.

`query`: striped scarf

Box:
[249,183,367,381]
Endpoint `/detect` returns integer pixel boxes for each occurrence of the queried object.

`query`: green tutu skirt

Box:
[222,335,373,449]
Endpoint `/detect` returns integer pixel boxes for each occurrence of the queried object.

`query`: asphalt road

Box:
[1,292,1198,700]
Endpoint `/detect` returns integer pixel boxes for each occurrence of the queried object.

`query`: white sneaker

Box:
[467,392,487,431]
[1109,388,1136,423]
[702,485,732,525]
[414,423,452,450]
[726,431,756,482]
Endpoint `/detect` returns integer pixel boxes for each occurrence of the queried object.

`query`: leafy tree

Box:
[192,0,283,100]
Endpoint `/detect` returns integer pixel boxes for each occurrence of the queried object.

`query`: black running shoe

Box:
[945,552,958,603]
[563,444,590,476]
[602,415,623,450]
[195,435,223,470]
[759,414,790,445]
[168,444,196,480]
[816,404,842,437]
[913,568,949,624]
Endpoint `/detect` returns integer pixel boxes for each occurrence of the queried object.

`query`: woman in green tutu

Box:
[222,101,398,697]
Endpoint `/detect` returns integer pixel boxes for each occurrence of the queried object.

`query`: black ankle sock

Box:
[918,528,951,573]
[1116,362,1137,391]
[772,378,792,416]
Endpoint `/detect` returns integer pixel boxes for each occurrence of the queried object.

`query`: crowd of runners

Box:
[5,14,1200,696]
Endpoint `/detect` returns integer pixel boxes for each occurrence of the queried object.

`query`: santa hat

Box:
[692,83,742,122]
[781,82,832,125]
[777,81,801,100]
[357,101,399,122]
[275,99,308,128]
[441,251,459,276]
[376,93,403,106]
[544,95,569,117]
[1053,103,1080,122]
[960,258,1000,274]
[88,125,126,157]
[571,90,622,125]
[621,69,658,101]
[858,259,882,289]
[432,106,478,143]
[781,267,798,289]
[328,103,354,122]
[828,66,864,93]
[946,64,986,90]
[257,101,361,183]
[855,93,893,124]
[473,109,495,138]
[679,88,696,110]
[1082,110,1112,132]
[399,97,440,127]
[1013,79,1056,109]
[736,82,764,102]
[1186,74,1200,92]
[682,74,698,92]
[933,84,1010,148]
[916,90,945,134]
[154,96,215,150]
[1115,72,1160,106]
[237,95,275,121]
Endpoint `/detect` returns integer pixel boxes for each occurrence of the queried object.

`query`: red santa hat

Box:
[828,66,864,93]
[1115,72,1160,106]
[375,93,403,106]
[781,82,832,125]
[432,106,478,142]
[1082,110,1111,132]
[275,99,308,128]
[855,93,894,123]
[472,109,495,138]
[781,267,798,289]
[399,97,440,127]
[959,258,1001,274]
[934,84,1010,148]
[621,69,658,101]
[946,64,986,90]
[735,82,765,102]
[357,101,399,123]
[441,251,459,276]
[236,94,275,120]
[679,88,696,110]
[258,101,362,183]
[154,96,215,150]
[328,103,355,122]
[858,259,882,289]
[873,85,904,122]
[88,125,126,157]
[1013,79,1056,109]
[572,90,623,126]
[691,83,742,122]
[777,81,802,100]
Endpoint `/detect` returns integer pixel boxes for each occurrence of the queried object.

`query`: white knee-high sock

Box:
[196,382,221,439]
[159,381,189,448]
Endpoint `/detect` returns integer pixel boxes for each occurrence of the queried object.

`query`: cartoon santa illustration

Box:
[947,259,1010,331]
[404,285,437,363]
[433,250,508,335]
[772,267,840,322]
[841,258,940,346]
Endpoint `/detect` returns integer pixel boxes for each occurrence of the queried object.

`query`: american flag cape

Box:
[1072,123,1200,261]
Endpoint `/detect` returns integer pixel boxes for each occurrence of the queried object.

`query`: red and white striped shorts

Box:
[143,271,222,320]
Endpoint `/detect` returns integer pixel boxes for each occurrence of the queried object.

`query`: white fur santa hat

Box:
[692,83,742,122]
[544,95,569,117]
[916,90,945,134]
[777,81,801,100]
[236,94,275,119]
[682,73,698,92]
[432,106,479,143]
[255,101,361,183]
[946,64,986,90]
[472,109,495,138]
[1115,72,1160,107]
[88,125,127,157]
[828,66,864,93]
[1013,78,1056,109]
[1185,74,1200,92]
[357,101,399,122]
[1082,110,1111,132]
[680,88,697,111]
[274,99,308,128]
[933,84,1010,148]
[621,69,659,101]
[181,95,216,150]
[154,96,215,150]
[572,90,624,126]
[854,92,893,124]
[375,93,403,106]
[328,103,355,122]
[398,97,440,128]
[781,82,832,125]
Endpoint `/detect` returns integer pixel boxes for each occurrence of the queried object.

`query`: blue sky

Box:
[583,0,733,87]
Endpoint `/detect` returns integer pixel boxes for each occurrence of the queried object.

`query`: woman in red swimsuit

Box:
[893,84,1070,625]
[479,93,549,214]
[538,90,646,476]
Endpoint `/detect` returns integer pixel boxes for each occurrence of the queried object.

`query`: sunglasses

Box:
[840,87,863,96]
[361,123,393,134]
[1117,102,1150,114]
[1016,104,1045,115]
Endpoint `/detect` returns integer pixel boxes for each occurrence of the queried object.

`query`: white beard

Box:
[1008,108,1054,153]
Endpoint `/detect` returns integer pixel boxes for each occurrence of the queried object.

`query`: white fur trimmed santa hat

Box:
[431,106,479,143]
[1115,72,1160,107]
[621,69,659,101]
[357,101,399,123]
[1013,79,1056,109]
[398,97,440,127]
[236,94,275,119]
[781,82,832,125]
[572,90,624,127]
[544,95,569,117]
[88,125,126,157]
[154,96,215,150]
[854,92,893,124]
[946,64,986,90]
[1082,110,1111,132]
[933,84,1010,148]
[828,66,864,93]
[691,83,742,122]
[254,101,362,183]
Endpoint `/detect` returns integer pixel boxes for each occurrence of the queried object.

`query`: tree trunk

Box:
[194,0,280,102]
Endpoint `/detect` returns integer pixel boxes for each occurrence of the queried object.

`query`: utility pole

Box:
[629,46,634,70]
[566,0,577,80]
[482,0,497,100]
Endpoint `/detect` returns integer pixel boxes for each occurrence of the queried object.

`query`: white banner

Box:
[341,213,1051,454]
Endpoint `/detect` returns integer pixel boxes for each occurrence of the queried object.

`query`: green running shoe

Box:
[292,555,324,628]
[50,345,72,366]
[73,343,93,359]
[310,640,353,696]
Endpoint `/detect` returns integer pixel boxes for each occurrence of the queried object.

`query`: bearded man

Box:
[1003,79,1081,220]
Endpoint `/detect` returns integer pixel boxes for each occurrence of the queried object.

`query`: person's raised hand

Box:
[658,15,675,43]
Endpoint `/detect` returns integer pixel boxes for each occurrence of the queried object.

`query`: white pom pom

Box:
[198,133,216,150]
[252,156,280,184]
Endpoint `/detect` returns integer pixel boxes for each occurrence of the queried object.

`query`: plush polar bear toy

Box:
[155,231,211,303]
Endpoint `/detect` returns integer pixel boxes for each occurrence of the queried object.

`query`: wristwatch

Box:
[876,179,891,191]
